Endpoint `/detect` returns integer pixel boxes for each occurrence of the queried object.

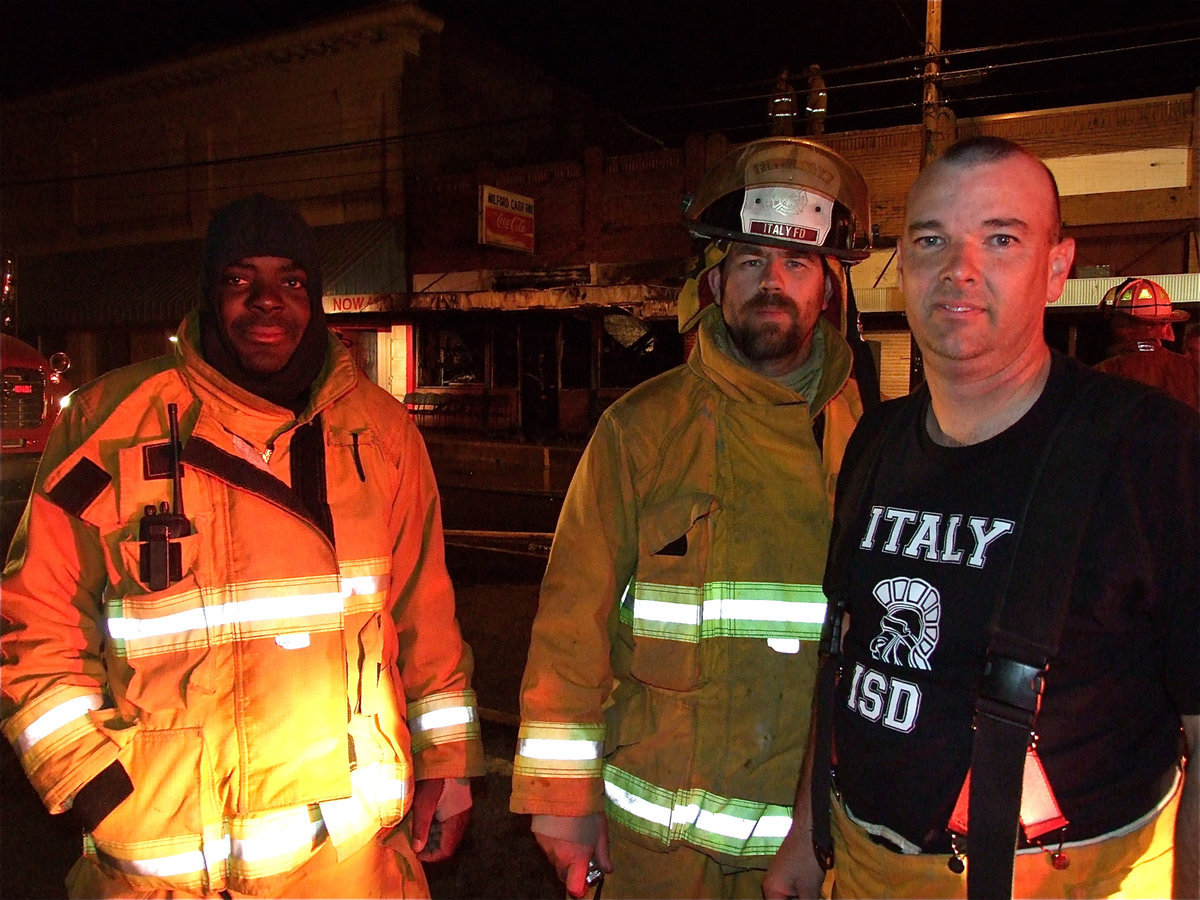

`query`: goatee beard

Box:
[727,294,803,362]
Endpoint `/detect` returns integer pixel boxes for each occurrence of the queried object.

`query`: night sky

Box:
[2,0,1198,144]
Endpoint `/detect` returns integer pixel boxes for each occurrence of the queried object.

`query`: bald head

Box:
[913,136,1063,243]
[896,136,1076,384]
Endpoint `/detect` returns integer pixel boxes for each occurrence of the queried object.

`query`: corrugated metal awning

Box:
[323,282,682,320]
[403,283,678,318]
[16,219,403,332]
[20,238,204,331]
[319,219,404,296]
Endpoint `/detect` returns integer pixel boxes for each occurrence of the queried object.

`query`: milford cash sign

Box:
[479,185,535,253]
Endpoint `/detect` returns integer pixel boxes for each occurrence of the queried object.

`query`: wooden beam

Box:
[1062,186,1199,227]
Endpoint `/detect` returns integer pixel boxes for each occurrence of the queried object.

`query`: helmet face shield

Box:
[684,138,871,262]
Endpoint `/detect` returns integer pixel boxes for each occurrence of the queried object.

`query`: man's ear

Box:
[1050,236,1075,276]
[823,272,834,310]
[1045,235,1076,305]
[706,264,723,306]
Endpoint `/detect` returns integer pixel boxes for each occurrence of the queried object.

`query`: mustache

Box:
[744,292,797,312]
[232,311,292,327]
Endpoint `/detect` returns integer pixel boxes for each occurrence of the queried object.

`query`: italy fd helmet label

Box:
[740,186,836,247]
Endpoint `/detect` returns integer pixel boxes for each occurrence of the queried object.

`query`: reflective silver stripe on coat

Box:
[15,693,104,755]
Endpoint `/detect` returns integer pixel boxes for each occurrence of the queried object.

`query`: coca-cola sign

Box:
[479,185,535,252]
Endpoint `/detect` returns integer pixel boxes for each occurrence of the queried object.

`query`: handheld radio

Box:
[138,402,191,590]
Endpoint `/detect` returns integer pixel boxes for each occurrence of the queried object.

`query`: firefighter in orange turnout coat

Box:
[1,195,484,898]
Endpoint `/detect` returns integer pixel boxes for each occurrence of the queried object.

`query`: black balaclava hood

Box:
[199,193,328,413]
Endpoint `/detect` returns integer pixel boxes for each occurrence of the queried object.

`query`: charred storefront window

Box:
[600,316,682,388]
[406,311,687,437]
[418,316,485,386]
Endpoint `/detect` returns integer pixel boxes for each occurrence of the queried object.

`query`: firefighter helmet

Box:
[1100,277,1187,322]
[683,137,871,262]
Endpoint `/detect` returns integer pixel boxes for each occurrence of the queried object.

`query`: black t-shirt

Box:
[829,352,1200,851]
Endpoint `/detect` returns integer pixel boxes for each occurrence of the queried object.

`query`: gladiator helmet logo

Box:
[869,576,941,670]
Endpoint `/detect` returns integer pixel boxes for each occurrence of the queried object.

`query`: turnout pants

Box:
[827,772,1181,899]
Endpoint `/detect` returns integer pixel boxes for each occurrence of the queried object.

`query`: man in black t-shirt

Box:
[764,137,1198,899]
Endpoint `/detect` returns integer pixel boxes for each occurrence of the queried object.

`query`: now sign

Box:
[479,185,535,253]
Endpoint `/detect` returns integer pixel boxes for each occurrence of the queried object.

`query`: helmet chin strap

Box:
[820,258,847,335]
[814,254,881,410]
[841,260,882,411]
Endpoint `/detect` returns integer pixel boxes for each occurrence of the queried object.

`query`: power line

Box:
[626,30,1198,121]
[4,18,1196,192]
[613,19,1198,134]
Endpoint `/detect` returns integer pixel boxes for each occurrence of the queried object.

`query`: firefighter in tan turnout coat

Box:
[512,138,878,898]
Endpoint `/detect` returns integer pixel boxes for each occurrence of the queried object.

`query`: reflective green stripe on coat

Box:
[622,579,827,642]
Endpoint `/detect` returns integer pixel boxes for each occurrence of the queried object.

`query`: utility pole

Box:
[921,0,956,168]
[911,0,959,390]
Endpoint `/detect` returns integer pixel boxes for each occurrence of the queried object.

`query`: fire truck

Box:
[1,256,72,554]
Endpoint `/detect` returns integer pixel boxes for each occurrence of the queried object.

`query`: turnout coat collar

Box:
[690,305,854,413]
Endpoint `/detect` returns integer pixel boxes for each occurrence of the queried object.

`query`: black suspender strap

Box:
[965,375,1152,899]
[812,390,923,870]
[811,607,840,871]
